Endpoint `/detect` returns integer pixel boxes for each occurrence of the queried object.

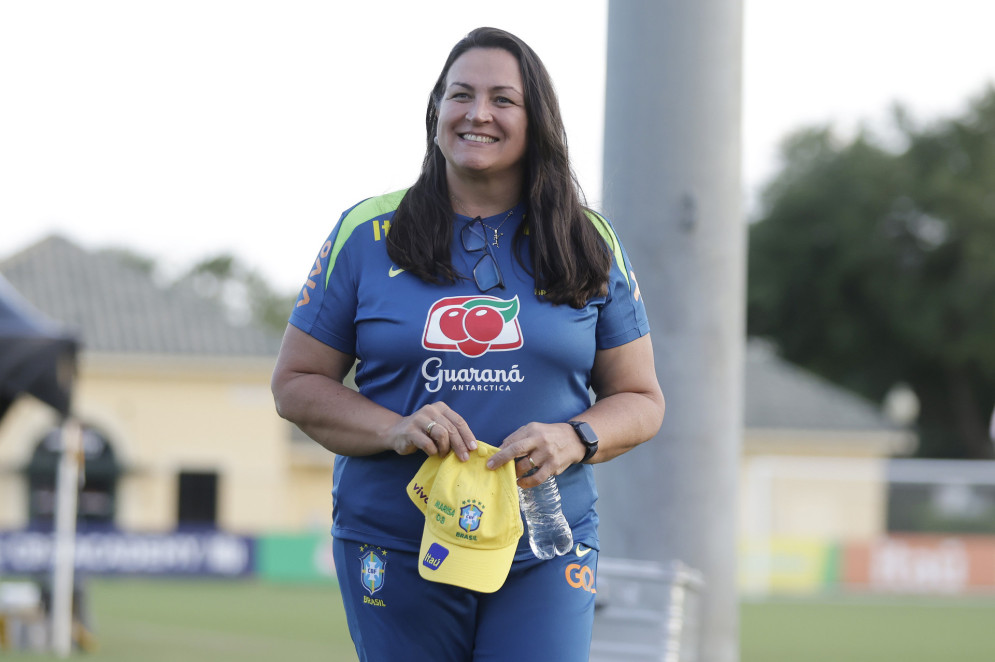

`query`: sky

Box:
[2,0,994,293]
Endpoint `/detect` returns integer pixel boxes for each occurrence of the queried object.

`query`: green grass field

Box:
[3,578,359,662]
[741,594,995,662]
[5,579,995,661]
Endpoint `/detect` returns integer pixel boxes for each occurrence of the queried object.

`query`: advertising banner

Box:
[0,530,254,577]
[739,537,839,596]
[842,535,995,593]
[256,533,336,583]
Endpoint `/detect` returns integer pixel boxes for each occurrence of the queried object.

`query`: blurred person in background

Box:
[271,27,664,662]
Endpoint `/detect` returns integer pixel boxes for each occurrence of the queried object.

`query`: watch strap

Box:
[568,420,598,463]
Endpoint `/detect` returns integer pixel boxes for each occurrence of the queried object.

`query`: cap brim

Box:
[417,529,517,593]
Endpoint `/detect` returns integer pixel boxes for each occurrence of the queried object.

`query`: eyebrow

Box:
[448,81,523,96]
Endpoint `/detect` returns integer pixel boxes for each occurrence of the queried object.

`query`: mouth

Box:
[459,133,498,144]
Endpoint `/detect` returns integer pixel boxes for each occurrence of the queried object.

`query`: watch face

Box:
[574,421,597,443]
[570,421,598,463]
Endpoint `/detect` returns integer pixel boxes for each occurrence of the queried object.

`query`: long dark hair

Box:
[386,27,610,308]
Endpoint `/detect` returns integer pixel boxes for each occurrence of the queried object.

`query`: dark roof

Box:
[0,235,281,357]
[0,236,892,429]
[744,339,896,432]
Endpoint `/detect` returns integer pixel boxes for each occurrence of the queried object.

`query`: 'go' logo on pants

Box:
[565,563,596,593]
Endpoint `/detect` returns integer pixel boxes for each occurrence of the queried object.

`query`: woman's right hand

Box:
[384,401,478,461]
[273,326,479,460]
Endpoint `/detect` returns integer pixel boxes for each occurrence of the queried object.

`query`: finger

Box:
[515,455,552,488]
[412,416,442,456]
[515,454,540,479]
[426,417,452,458]
[439,403,477,450]
[486,428,531,470]
[432,402,477,461]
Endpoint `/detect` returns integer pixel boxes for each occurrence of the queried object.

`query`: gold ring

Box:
[425,421,437,435]
[527,456,537,469]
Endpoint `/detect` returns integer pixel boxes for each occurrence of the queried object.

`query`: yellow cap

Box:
[406,441,523,593]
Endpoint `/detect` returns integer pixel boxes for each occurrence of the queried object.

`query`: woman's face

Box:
[436,47,528,185]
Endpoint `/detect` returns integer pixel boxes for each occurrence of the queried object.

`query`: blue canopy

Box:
[0,274,78,421]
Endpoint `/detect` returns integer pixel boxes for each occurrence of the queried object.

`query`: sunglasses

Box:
[460,217,505,292]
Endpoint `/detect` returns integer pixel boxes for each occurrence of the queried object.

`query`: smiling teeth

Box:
[461,134,497,143]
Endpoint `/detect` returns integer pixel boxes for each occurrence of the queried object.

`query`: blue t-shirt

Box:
[288,189,650,558]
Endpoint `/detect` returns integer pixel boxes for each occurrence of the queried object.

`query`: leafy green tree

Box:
[748,86,995,459]
[177,253,297,337]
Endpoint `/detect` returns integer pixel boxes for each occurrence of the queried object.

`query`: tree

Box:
[748,86,995,459]
[177,253,297,337]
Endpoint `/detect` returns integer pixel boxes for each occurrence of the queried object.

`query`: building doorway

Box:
[25,425,120,527]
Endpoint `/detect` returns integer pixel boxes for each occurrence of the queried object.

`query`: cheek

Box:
[508,115,528,144]
[438,101,463,126]
[435,110,458,147]
[508,123,529,156]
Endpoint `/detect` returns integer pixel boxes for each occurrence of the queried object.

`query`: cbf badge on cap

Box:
[406,441,523,593]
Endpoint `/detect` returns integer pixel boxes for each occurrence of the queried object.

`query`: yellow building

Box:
[741,339,914,543]
[738,339,916,595]
[0,236,333,534]
[1,237,914,547]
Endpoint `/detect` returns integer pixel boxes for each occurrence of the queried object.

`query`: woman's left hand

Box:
[484,336,665,488]
[486,422,584,488]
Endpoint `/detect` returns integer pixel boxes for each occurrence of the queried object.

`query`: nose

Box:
[466,99,492,123]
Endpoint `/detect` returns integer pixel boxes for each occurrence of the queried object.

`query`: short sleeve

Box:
[589,213,651,350]
[287,215,360,355]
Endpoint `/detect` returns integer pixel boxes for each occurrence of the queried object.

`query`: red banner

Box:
[843,535,995,593]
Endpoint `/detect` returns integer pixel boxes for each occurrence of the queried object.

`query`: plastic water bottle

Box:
[518,476,573,560]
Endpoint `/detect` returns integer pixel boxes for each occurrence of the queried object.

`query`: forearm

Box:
[576,389,665,464]
[273,372,401,456]
[579,334,665,464]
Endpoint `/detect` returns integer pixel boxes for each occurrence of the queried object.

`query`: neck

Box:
[446,169,522,218]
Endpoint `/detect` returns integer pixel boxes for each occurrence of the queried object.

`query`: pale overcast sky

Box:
[2,0,994,292]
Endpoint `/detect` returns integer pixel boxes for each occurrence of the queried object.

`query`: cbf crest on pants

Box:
[359,548,385,595]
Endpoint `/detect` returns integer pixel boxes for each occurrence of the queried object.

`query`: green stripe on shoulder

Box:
[325,189,408,287]
[584,209,630,290]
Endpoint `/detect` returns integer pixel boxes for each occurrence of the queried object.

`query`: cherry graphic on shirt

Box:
[427,296,521,357]
[463,307,503,343]
[439,308,469,341]
[456,339,490,357]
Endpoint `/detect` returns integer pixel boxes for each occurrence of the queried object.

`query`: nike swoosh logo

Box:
[575,544,593,558]
[388,266,405,277]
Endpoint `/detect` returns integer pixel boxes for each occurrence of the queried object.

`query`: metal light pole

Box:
[51,419,83,657]
[597,2,745,660]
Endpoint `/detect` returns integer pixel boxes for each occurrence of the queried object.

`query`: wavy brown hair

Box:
[386,27,611,308]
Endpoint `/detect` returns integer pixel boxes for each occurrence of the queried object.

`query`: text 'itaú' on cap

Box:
[407,441,523,593]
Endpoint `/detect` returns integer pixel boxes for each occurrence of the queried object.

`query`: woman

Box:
[271,27,664,662]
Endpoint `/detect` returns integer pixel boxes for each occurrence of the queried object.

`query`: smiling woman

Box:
[270,26,664,662]
[435,48,528,187]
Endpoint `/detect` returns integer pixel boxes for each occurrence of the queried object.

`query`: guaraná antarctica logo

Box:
[422,295,523,358]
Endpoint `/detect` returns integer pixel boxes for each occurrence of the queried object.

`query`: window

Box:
[177,471,218,526]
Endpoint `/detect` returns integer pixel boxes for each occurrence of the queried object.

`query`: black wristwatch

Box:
[568,420,599,463]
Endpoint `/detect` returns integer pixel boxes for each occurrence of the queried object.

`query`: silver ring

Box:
[425,420,437,435]
[527,456,537,469]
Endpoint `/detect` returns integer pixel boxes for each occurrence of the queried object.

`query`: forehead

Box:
[446,48,523,90]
